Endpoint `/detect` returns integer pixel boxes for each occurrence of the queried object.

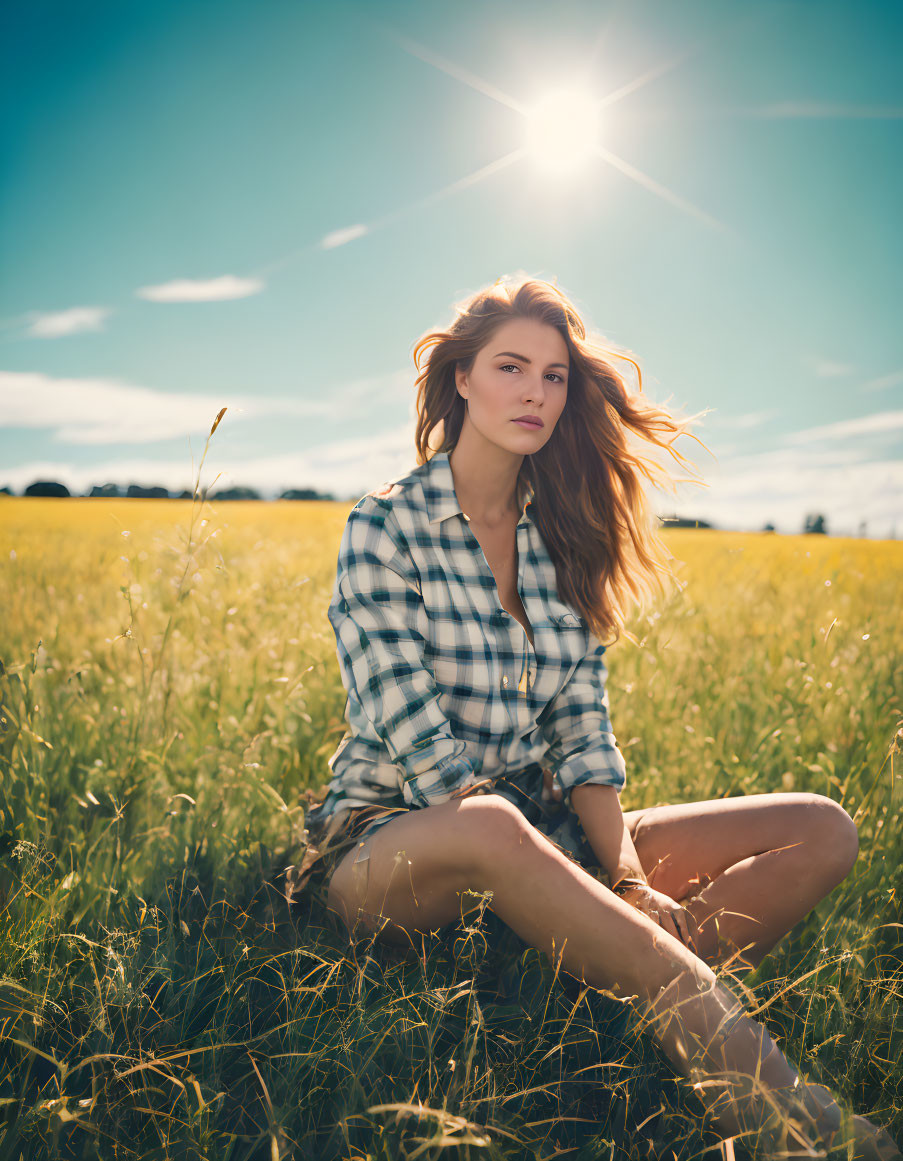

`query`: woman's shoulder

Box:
[337,468,430,558]
[367,481,406,503]
[355,461,431,519]
[337,470,430,583]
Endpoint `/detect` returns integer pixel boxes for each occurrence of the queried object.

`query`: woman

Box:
[301,276,899,1157]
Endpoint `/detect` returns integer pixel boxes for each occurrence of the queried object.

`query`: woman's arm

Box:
[541,628,650,888]
[539,629,627,810]
[570,782,699,946]
[329,496,477,808]
[570,783,646,886]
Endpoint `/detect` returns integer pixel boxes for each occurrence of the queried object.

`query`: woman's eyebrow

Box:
[493,350,569,370]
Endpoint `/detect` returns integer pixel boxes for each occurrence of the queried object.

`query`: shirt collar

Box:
[423,450,534,527]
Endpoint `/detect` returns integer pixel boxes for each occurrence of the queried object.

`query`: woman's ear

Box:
[454,364,468,399]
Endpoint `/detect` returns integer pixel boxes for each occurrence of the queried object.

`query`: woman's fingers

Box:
[622,888,697,951]
[654,904,695,950]
[672,908,695,950]
[657,911,682,943]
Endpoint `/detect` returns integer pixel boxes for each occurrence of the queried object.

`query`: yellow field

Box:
[3,496,900,815]
[0,496,900,1158]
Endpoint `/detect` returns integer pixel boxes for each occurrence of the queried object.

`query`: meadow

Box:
[0,485,901,1160]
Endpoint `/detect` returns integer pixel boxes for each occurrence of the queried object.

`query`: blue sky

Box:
[1,0,901,535]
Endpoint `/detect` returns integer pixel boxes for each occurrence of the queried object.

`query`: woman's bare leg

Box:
[469,806,842,1149]
[621,793,860,971]
[326,794,898,1154]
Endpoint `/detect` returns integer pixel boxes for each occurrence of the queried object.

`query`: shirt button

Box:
[501,675,509,687]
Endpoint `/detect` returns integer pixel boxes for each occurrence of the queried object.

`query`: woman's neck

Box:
[448,430,524,528]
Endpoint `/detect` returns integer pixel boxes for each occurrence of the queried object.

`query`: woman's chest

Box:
[411,518,588,704]
[467,520,531,643]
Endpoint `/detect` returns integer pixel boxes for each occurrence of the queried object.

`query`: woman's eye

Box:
[499,363,564,383]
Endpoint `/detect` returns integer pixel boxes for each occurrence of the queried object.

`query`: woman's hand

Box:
[541,768,564,804]
[616,882,698,951]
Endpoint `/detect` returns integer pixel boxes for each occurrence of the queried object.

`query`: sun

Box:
[523,89,602,174]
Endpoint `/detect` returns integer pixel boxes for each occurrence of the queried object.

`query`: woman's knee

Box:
[455,793,538,881]
[799,794,859,876]
[457,791,533,835]
[807,798,854,873]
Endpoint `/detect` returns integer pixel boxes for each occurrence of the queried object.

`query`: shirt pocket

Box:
[534,600,589,676]
[539,594,585,627]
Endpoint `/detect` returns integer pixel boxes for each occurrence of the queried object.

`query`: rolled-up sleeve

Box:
[328,496,477,808]
[539,631,627,810]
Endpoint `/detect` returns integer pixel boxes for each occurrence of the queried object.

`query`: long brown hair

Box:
[411,275,705,645]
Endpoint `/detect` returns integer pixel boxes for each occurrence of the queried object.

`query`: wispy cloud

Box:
[254,147,526,278]
[783,409,903,445]
[0,369,413,445]
[620,101,903,125]
[740,102,903,119]
[320,225,369,250]
[0,422,417,499]
[698,409,776,430]
[656,444,902,536]
[24,306,113,338]
[805,357,854,378]
[136,275,264,303]
[863,369,903,392]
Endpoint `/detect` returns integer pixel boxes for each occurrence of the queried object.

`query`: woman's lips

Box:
[513,418,543,429]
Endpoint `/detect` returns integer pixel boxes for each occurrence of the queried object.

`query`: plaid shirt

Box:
[313,450,626,825]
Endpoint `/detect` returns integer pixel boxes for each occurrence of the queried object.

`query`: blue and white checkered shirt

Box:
[313,450,627,826]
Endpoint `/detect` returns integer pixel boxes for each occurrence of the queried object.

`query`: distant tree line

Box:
[0,481,336,501]
[659,515,714,529]
[659,513,836,534]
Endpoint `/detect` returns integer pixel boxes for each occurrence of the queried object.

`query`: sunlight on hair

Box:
[524,89,602,174]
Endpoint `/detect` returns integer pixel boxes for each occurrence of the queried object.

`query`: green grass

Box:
[1,486,901,1160]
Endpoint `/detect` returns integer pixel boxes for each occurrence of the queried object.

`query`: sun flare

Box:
[524,89,602,174]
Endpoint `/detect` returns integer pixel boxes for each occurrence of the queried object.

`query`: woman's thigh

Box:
[327,793,526,947]
[621,792,858,901]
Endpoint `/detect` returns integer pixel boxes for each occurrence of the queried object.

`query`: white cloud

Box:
[801,358,903,392]
[320,224,368,250]
[783,410,903,445]
[698,409,776,430]
[136,275,264,302]
[25,307,113,338]
[0,368,414,445]
[864,369,903,392]
[748,102,903,119]
[0,422,418,499]
[805,357,854,378]
[654,442,902,536]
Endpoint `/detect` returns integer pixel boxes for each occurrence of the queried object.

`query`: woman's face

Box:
[454,317,569,454]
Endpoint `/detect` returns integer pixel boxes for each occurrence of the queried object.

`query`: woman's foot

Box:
[802,1084,900,1159]
[850,1115,902,1161]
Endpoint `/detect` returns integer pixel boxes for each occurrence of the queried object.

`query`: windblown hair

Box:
[412,275,705,645]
